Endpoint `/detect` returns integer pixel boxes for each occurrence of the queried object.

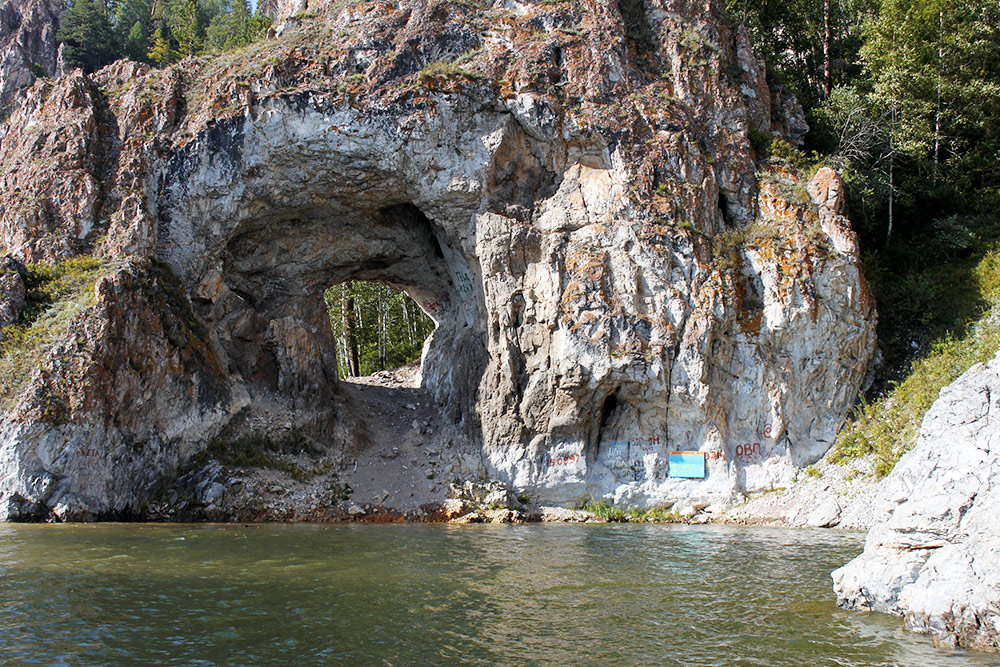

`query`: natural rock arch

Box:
[154,102,505,434]
[0,0,876,520]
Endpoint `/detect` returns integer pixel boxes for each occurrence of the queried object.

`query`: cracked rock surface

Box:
[0,0,63,112]
[833,349,1000,652]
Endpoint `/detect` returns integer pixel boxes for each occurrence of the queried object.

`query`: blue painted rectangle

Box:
[668,452,706,479]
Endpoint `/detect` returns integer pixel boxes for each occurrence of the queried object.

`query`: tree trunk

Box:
[823,0,832,98]
[342,290,360,377]
[933,8,943,184]
[888,104,895,244]
[401,297,414,345]
[377,288,387,371]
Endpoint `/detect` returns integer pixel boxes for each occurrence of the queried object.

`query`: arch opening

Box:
[207,200,484,447]
[183,199,490,511]
[324,280,436,384]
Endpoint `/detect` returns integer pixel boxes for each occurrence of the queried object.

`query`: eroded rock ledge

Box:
[0,0,874,521]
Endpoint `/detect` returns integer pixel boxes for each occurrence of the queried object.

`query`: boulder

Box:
[806,498,840,528]
[833,350,1000,651]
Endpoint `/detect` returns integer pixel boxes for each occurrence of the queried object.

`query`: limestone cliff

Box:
[0,0,874,520]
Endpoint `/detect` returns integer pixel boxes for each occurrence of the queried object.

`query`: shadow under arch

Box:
[193,200,486,457]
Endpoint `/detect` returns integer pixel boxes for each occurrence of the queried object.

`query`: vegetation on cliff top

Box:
[57,0,271,72]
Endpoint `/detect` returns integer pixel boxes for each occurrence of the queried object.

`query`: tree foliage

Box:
[56,0,117,73]
[862,0,1000,214]
[734,0,1000,474]
[726,0,877,109]
[55,0,271,71]
[324,282,436,379]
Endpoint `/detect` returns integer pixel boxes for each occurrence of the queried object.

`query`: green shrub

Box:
[625,506,682,523]
[711,223,782,273]
[711,227,747,272]
[580,497,626,522]
[749,130,827,177]
[834,300,1000,476]
[581,498,681,523]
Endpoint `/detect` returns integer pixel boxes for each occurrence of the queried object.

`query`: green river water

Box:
[0,523,996,666]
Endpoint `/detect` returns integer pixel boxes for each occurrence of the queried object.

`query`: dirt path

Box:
[335,364,459,509]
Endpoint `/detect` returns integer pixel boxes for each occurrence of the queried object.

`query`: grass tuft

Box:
[581,498,681,523]
[581,497,626,521]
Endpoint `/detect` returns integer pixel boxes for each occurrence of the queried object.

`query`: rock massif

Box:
[0,0,63,114]
[0,0,875,521]
[833,348,1000,652]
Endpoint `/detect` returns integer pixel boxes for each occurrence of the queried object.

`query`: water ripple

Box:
[0,523,996,666]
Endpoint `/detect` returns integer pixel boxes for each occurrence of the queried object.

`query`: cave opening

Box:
[212,199,482,443]
[324,279,437,385]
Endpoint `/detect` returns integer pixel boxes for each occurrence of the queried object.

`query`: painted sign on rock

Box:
[603,436,662,482]
[668,451,706,479]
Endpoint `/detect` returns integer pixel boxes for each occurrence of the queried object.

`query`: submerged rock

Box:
[833,350,1000,652]
[0,0,874,520]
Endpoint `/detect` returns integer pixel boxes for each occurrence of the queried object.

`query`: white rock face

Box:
[833,350,1000,651]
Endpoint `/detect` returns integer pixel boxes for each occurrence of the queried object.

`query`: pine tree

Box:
[114,0,153,61]
[171,0,204,56]
[56,0,117,72]
[225,0,251,49]
[203,6,230,52]
[147,25,178,65]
